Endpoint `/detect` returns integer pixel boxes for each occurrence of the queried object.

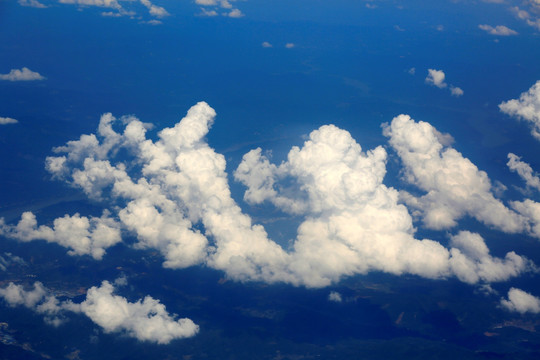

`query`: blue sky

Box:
[1,0,540,357]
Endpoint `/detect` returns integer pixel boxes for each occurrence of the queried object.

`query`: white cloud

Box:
[511,6,540,30]
[383,114,529,234]
[285,43,295,48]
[74,281,199,343]
[59,0,121,9]
[511,199,540,239]
[425,69,447,89]
[195,0,217,5]
[328,291,342,302]
[0,67,45,81]
[0,211,122,260]
[478,24,518,35]
[450,86,464,97]
[220,0,232,9]
[408,67,415,75]
[507,153,540,192]
[18,0,47,8]
[0,117,18,125]
[0,281,199,342]
[499,80,540,141]
[198,8,218,16]
[227,8,243,18]
[262,41,273,48]
[501,288,540,314]
[14,102,531,289]
[449,231,532,284]
[140,0,169,18]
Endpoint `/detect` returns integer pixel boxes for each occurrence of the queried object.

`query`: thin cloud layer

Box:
[0,117,18,125]
[0,67,45,81]
[0,281,199,343]
[499,80,540,141]
[3,103,533,290]
[501,288,540,314]
[478,24,518,35]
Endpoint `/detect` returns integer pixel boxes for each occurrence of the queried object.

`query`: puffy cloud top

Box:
[0,67,45,81]
[499,80,540,140]
[501,288,540,314]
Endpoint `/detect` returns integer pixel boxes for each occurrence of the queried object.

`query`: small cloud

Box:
[198,8,218,16]
[365,3,376,9]
[499,80,540,141]
[450,86,464,97]
[285,43,295,49]
[220,0,232,9]
[0,67,45,81]
[140,0,169,18]
[425,69,447,89]
[408,67,416,75]
[328,291,342,302]
[394,25,405,32]
[0,117,18,125]
[478,24,518,36]
[501,288,540,314]
[144,19,163,25]
[226,8,243,18]
[436,25,444,31]
[261,41,273,48]
[195,0,217,5]
[18,0,46,8]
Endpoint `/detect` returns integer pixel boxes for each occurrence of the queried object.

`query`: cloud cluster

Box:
[501,288,540,314]
[499,80,540,141]
[383,114,530,234]
[478,24,518,36]
[18,0,46,8]
[0,211,122,260]
[425,69,463,97]
[3,103,533,291]
[0,281,199,343]
[0,67,45,81]
[196,0,243,18]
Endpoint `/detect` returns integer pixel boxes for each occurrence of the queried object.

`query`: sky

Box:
[1,0,540,358]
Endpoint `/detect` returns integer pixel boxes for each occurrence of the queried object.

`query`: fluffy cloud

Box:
[478,24,518,35]
[0,281,198,342]
[383,114,528,234]
[501,288,540,314]
[0,211,122,260]
[195,0,217,5]
[0,117,18,125]
[499,80,540,141]
[74,281,199,343]
[425,69,464,96]
[227,8,243,18]
[262,41,273,48]
[285,43,295,49]
[511,199,540,239]
[507,153,540,192]
[0,67,45,81]
[6,103,531,289]
[140,0,169,18]
[449,231,532,284]
[425,69,447,88]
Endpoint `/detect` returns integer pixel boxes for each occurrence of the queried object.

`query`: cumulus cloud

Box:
[262,41,273,48]
[73,281,199,343]
[0,211,122,260]
[0,67,45,81]
[0,117,18,125]
[383,114,529,234]
[425,69,447,89]
[499,80,540,140]
[8,102,530,289]
[478,24,518,35]
[0,281,198,342]
[511,199,540,239]
[285,43,295,48]
[501,288,540,314]
[511,6,540,31]
[507,153,540,192]
[226,8,243,18]
[449,231,533,284]
[140,0,169,18]
[425,69,463,96]
[198,8,218,16]
[195,0,217,5]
